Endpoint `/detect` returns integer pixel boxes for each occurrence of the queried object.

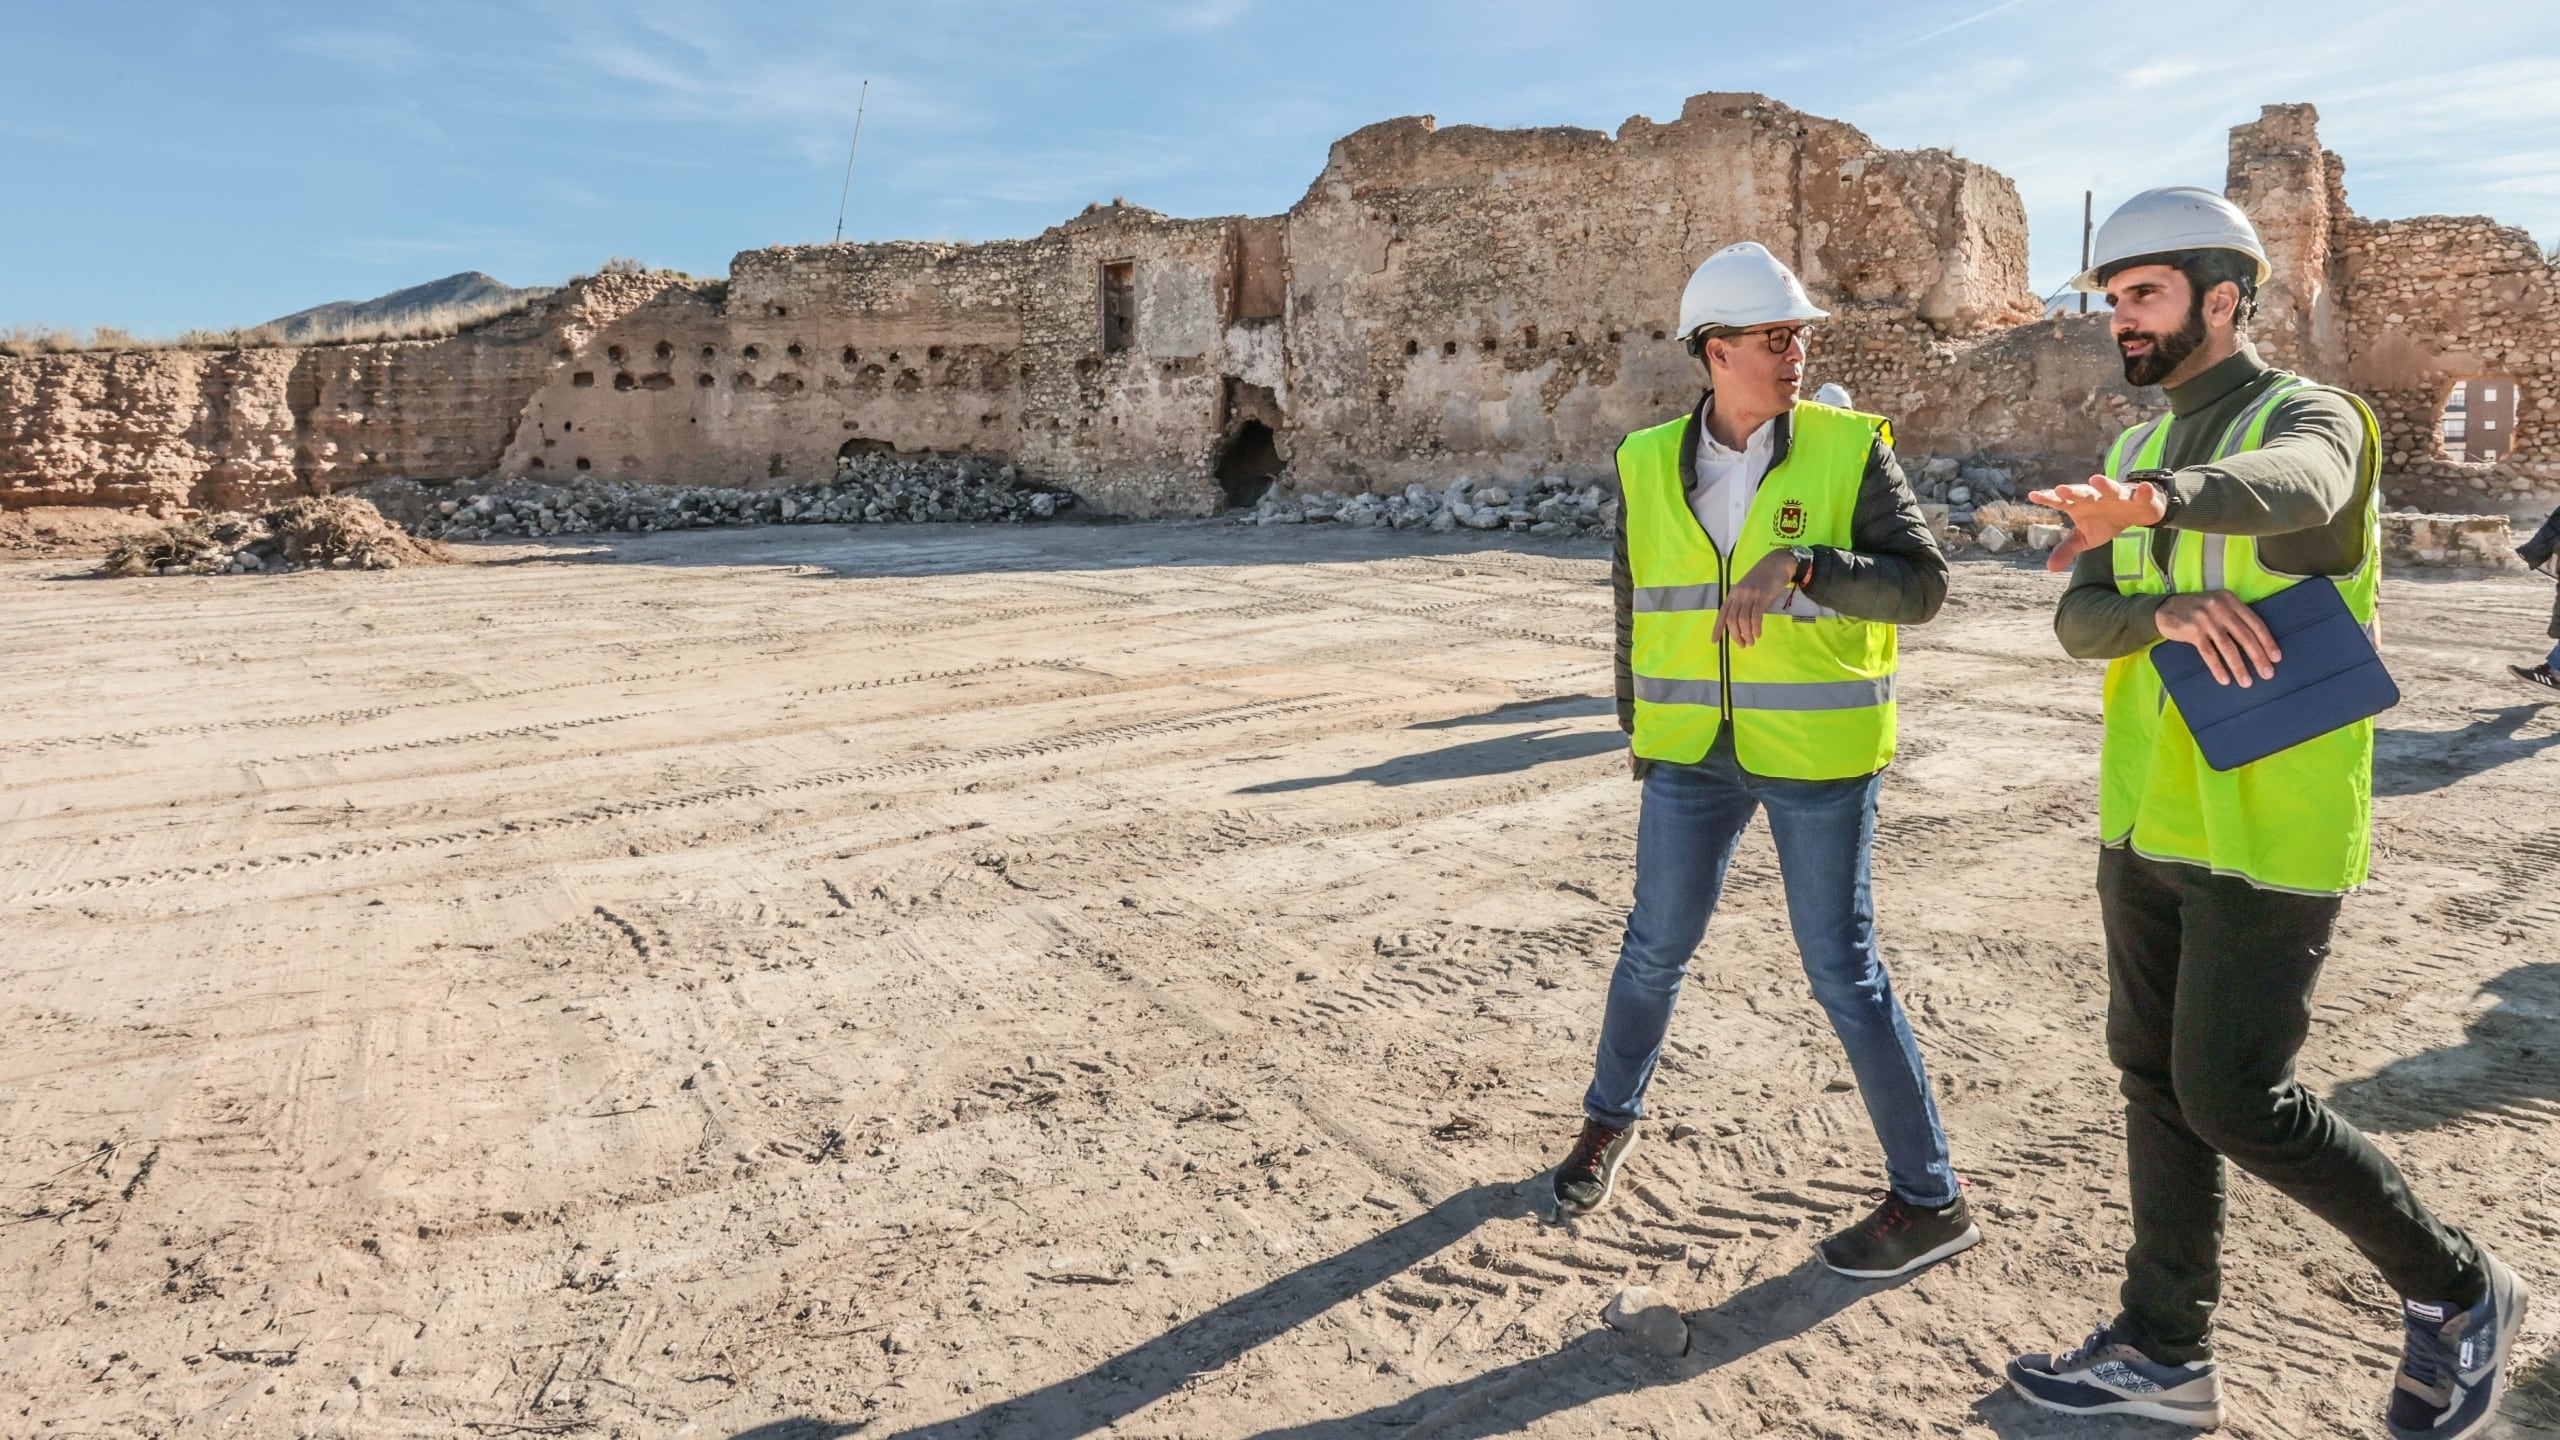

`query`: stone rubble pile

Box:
[413,455,1072,542]
[99,496,442,577]
[1241,476,1618,537]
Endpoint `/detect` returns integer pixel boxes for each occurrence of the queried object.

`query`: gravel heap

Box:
[99,496,444,577]
[414,455,1072,542]
[1241,476,1617,536]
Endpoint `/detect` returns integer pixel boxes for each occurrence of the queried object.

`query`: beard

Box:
[2119,295,2207,386]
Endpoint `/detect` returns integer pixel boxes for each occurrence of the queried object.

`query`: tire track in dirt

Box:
[5,694,1380,903]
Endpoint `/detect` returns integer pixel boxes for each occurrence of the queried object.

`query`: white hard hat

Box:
[2071,186,2270,293]
[1677,241,1830,341]
[1811,383,1853,408]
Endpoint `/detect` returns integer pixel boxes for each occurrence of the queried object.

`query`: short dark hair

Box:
[2095,248,2260,324]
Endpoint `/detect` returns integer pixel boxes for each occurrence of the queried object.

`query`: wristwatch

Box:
[2127,468,2182,527]
[1786,546,1817,589]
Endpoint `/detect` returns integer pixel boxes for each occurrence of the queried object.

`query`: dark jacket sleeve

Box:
[2159,389,2366,536]
[2053,542,2164,660]
[1799,436,1947,624]
[1614,473,1636,735]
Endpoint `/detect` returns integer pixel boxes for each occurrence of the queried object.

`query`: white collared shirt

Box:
[1688,402,1776,554]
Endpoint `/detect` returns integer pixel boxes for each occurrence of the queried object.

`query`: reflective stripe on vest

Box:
[2095,372,2386,894]
[1620,400,1898,780]
[1634,675,1897,710]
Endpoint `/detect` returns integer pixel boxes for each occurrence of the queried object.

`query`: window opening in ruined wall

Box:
[2439,377,2521,462]
[1101,260,1136,354]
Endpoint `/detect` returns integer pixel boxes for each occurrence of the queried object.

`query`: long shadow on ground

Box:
[2331,962,2560,1133]
[2374,703,2560,796]
[853,1179,1533,1438]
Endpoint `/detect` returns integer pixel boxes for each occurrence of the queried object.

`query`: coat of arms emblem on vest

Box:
[1774,499,1808,541]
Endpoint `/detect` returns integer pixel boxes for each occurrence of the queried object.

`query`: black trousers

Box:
[2098,847,2484,1364]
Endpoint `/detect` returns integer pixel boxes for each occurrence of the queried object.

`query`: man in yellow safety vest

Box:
[1552,241,1980,1282]
[2006,187,2526,1439]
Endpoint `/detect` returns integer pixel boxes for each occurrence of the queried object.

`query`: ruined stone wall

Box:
[1277,93,2039,494]
[499,245,1031,491]
[1011,207,1265,517]
[0,273,683,511]
[2336,216,2560,509]
[8,93,2556,522]
[2231,104,2560,513]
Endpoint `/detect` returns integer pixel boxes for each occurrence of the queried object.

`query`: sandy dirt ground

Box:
[4,522,2557,1440]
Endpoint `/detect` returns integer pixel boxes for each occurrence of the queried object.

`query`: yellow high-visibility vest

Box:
[1621,400,1897,780]
[2096,373,2385,893]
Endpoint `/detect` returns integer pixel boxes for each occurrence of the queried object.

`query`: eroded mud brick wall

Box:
[1279,93,2040,493]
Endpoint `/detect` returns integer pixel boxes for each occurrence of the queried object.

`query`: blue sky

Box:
[5,0,2555,335]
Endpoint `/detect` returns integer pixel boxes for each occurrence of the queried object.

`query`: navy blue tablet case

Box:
[2147,575,2400,772]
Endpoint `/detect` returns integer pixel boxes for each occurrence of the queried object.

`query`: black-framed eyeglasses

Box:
[1725,324,1810,355]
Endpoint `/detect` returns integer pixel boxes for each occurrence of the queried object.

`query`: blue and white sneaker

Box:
[2007,1323,2224,1427]
[2386,1249,2530,1440]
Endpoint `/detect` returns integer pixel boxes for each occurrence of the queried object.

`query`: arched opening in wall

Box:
[2438,376,2522,462]
[1214,420,1282,509]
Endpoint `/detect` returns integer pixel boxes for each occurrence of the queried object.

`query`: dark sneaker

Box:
[1551,1119,1636,1217]
[1817,1190,1982,1278]
[2510,663,2560,693]
[2008,1323,2224,1427]
[2386,1249,2530,1440]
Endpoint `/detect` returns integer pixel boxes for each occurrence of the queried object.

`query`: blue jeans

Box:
[2546,637,2560,669]
[1583,733,1959,1207]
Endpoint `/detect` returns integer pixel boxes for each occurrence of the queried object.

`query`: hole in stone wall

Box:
[1565,332,1579,346]
[1404,339,1419,356]
[1214,419,1282,509]
[1608,330,1623,344]
[928,346,944,361]
[1650,329,1666,341]
[607,345,625,362]
[572,372,595,388]
[842,346,857,364]
[529,456,545,470]
[743,344,762,361]
[787,343,804,359]
[697,373,715,387]
[575,457,591,471]
[1522,325,1539,348]
[641,372,675,391]
[1479,337,1497,354]
[1442,340,1458,357]
[701,344,717,360]
[654,340,673,359]
[613,372,636,391]
[1101,259,1136,353]
[2439,377,2522,462]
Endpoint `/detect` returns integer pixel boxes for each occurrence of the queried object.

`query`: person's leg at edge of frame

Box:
[1555,733,1756,1218]
[1757,763,1980,1279]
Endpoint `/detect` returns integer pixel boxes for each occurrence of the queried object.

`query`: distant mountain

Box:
[262,271,546,343]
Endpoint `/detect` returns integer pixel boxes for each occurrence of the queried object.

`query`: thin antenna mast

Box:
[2080,190,2093,314]
[833,79,871,244]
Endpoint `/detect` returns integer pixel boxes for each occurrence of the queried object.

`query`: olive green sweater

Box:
[2054,344,2373,660]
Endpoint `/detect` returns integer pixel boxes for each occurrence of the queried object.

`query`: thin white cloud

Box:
[289,29,429,71]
